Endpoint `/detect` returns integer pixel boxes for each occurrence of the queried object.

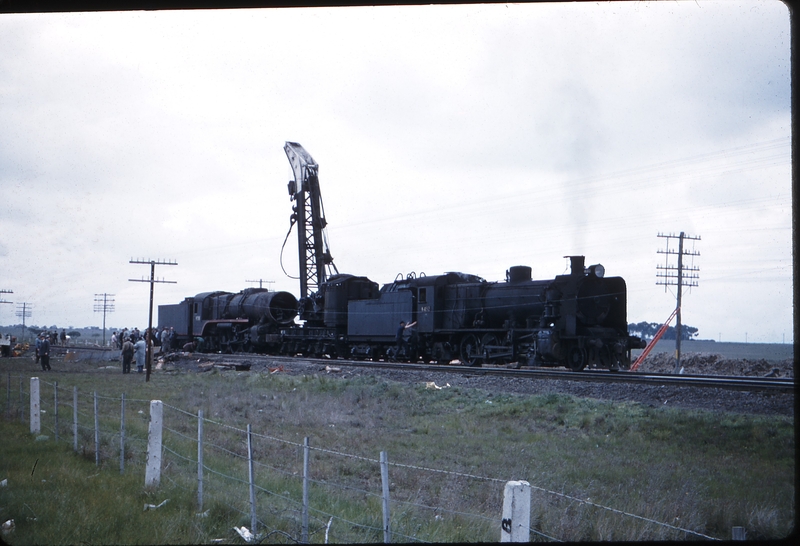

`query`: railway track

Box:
[195,353,795,393]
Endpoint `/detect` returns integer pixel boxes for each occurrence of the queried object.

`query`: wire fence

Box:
[1,371,731,543]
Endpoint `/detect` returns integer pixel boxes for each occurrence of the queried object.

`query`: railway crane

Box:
[284,142,339,324]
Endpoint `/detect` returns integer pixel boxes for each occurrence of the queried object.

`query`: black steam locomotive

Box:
[158,288,299,354]
[158,255,645,371]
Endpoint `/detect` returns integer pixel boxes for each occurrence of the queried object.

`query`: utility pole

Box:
[245,279,274,290]
[93,293,115,347]
[1,291,12,338]
[656,232,700,374]
[15,302,32,343]
[129,259,177,382]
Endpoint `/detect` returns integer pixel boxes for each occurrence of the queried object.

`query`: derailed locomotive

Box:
[158,288,299,353]
[159,255,645,371]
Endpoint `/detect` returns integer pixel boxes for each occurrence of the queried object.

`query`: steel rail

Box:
[194,353,795,393]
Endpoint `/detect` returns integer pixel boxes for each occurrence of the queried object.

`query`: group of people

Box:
[38,329,68,347]
[111,326,177,374]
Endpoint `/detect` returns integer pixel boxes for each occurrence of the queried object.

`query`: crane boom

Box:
[284,142,337,320]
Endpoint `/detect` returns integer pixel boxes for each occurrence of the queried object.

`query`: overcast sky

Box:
[0,1,792,343]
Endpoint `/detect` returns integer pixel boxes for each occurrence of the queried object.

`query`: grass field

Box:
[0,365,795,543]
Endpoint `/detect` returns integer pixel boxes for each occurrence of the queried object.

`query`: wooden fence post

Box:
[247,424,257,534]
[302,437,309,544]
[29,377,40,435]
[380,451,391,544]
[94,391,100,466]
[120,393,125,474]
[145,400,163,487]
[73,386,78,453]
[197,409,204,512]
[54,381,59,442]
[500,480,530,542]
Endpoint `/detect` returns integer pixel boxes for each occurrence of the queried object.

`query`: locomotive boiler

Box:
[158,288,298,353]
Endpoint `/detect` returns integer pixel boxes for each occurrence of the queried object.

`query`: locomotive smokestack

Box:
[569,256,585,277]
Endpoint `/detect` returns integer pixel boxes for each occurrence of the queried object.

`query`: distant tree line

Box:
[628,321,699,341]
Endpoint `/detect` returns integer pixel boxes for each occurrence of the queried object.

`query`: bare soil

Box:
[636,351,795,378]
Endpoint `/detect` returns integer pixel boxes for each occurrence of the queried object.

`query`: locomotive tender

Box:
[158,142,644,370]
[158,256,644,370]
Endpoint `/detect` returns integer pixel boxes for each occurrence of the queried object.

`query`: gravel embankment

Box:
[172,353,796,417]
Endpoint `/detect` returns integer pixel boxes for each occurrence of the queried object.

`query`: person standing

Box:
[133,337,146,374]
[160,327,170,354]
[121,337,134,374]
[35,334,43,365]
[40,335,51,371]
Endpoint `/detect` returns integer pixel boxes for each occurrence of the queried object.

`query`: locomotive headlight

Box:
[589,264,605,278]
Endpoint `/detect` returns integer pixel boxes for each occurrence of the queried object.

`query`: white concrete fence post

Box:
[145,400,163,487]
[500,480,531,542]
[29,377,40,434]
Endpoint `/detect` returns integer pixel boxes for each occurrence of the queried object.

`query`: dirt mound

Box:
[638,352,794,377]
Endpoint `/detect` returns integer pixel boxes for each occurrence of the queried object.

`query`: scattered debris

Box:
[234,526,256,542]
[269,365,284,374]
[425,381,450,390]
[196,510,210,518]
[1,519,14,535]
[0,479,6,487]
[143,499,169,511]
[324,366,341,373]
[198,361,251,372]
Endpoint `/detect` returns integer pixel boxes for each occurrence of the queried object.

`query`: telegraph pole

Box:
[656,232,700,373]
[1,291,12,339]
[15,302,32,343]
[129,259,177,381]
[93,294,115,347]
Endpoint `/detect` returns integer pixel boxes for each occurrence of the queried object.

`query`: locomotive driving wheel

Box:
[460,334,483,367]
[566,346,587,372]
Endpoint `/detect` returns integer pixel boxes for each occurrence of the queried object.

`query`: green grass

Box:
[0,364,795,543]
